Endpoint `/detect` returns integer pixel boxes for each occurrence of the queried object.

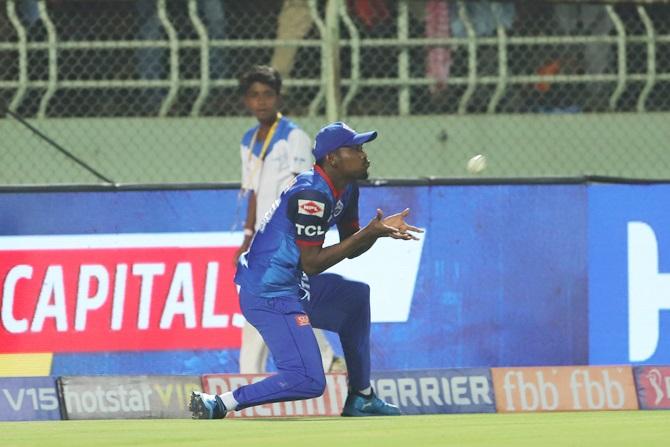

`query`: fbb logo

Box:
[492,366,638,412]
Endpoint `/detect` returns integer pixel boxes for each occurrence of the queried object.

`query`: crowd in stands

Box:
[1,0,669,116]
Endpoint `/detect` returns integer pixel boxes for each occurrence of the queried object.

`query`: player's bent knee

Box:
[355,283,371,311]
[349,281,370,301]
[302,373,327,398]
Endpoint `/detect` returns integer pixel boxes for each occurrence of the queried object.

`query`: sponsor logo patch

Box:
[295,315,311,326]
[333,200,344,218]
[295,224,325,237]
[298,200,325,218]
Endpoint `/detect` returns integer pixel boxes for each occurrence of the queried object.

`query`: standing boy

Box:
[235,65,340,375]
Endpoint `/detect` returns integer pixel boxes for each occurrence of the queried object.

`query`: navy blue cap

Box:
[312,122,378,161]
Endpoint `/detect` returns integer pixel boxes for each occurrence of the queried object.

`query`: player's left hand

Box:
[382,208,423,240]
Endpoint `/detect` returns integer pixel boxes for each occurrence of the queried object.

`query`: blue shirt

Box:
[235,165,360,298]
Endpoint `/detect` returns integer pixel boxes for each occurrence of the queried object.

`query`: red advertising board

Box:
[203,373,348,417]
[0,233,243,353]
[634,366,670,410]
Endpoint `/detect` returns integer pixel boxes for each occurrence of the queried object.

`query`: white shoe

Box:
[188,391,227,419]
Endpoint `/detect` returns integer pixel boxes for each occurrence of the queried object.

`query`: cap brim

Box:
[351,130,377,145]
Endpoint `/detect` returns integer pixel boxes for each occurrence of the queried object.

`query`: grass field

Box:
[2,411,669,447]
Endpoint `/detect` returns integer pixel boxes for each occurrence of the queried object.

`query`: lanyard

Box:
[247,112,282,163]
[243,112,282,191]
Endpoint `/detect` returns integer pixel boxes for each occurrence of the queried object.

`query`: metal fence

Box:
[1,0,670,184]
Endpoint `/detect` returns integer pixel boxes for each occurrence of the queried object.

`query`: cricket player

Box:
[235,65,342,374]
[190,121,422,418]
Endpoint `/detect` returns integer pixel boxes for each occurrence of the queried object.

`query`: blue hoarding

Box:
[0,184,589,375]
[0,377,62,421]
[363,185,589,369]
[589,184,670,365]
[370,368,496,414]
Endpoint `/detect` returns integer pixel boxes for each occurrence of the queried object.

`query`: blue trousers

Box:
[233,274,371,410]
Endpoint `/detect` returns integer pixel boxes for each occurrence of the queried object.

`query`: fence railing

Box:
[1,0,669,184]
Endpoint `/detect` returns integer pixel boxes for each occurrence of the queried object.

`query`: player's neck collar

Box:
[314,165,344,199]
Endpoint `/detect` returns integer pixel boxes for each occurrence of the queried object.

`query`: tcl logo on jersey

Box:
[0,233,244,353]
[298,200,325,218]
[295,224,325,237]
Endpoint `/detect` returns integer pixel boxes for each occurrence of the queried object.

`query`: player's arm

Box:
[340,228,374,259]
[299,209,412,275]
[335,187,424,258]
[338,207,423,259]
[339,222,371,259]
[336,186,370,259]
[289,191,401,275]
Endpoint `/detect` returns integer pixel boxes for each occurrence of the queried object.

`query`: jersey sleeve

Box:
[286,189,331,247]
[240,141,248,181]
[337,184,360,235]
[240,131,259,192]
[287,128,314,175]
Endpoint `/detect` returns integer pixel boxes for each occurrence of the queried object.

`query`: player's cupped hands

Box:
[368,208,423,240]
[382,208,423,240]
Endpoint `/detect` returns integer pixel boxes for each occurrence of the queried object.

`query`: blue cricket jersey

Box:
[234,165,360,298]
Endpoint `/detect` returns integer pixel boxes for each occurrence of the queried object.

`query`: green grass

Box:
[2,412,669,447]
